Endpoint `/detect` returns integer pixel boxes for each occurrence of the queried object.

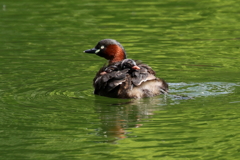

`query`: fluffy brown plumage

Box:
[84,39,168,98]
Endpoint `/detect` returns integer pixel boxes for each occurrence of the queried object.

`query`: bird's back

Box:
[93,60,168,98]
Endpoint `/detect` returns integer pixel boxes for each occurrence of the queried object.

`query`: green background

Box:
[1,0,240,159]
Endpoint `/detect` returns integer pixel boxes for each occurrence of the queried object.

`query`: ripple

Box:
[0,88,95,106]
[169,82,239,98]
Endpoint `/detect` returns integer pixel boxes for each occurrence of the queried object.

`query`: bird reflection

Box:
[94,96,167,142]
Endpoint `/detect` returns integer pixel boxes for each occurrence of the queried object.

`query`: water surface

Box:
[1,0,240,159]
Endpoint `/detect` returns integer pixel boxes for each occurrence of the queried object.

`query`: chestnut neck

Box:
[104,44,126,64]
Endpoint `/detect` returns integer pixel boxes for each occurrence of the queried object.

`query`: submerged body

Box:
[84,39,168,98]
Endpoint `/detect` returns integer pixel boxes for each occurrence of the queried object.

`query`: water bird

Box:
[84,39,168,98]
[99,59,140,75]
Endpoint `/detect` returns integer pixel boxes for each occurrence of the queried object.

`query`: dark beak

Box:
[84,48,98,54]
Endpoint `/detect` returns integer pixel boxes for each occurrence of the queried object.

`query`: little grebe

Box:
[84,39,168,98]
[100,59,140,75]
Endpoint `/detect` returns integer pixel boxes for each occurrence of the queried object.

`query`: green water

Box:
[1,0,240,159]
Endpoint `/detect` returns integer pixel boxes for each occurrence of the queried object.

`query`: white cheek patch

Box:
[100,46,104,49]
[95,49,100,53]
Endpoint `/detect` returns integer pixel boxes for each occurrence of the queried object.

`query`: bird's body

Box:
[84,39,168,98]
